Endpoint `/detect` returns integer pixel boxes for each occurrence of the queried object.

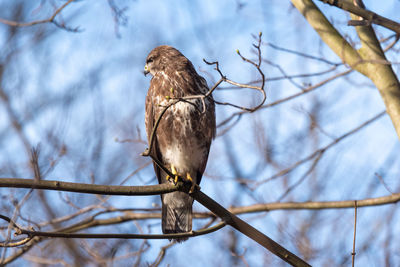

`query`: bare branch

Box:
[383,34,400,52]
[375,173,394,194]
[0,0,79,32]
[203,32,267,112]
[0,180,309,265]
[319,0,400,34]
[228,192,400,213]
[1,218,226,241]
[277,152,323,201]
[0,236,33,248]
[0,178,178,196]
[150,241,176,267]
[218,69,353,128]
[107,0,128,37]
[264,41,341,66]
[351,201,358,267]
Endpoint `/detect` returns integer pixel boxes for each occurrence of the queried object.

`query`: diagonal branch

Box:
[190,190,310,267]
[318,0,400,34]
[347,0,400,139]
[291,0,365,74]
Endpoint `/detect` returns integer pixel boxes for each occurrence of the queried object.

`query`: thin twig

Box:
[218,69,353,128]
[0,0,78,32]
[277,152,323,201]
[0,236,33,248]
[383,34,400,52]
[140,97,203,190]
[0,213,226,243]
[374,173,394,194]
[351,201,358,267]
[264,41,341,66]
[202,32,267,113]
[141,101,176,157]
[1,188,33,262]
[150,241,176,267]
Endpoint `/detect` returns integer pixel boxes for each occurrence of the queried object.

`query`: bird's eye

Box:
[146,58,153,64]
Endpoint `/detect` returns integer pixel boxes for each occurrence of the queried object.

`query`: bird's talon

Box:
[170,164,179,185]
[186,173,193,182]
[171,164,177,175]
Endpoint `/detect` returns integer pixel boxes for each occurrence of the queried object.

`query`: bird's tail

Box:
[161,191,193,242]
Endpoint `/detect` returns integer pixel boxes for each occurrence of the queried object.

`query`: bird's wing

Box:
[145,80,163,184]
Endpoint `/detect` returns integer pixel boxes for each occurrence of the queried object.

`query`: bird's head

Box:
[144,45,189,77]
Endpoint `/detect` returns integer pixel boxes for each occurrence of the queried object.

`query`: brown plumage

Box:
[144,45,215,241]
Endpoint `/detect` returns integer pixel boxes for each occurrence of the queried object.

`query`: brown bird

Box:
[144,45,215,241]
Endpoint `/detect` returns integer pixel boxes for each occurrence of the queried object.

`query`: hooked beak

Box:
[144,65,150,76]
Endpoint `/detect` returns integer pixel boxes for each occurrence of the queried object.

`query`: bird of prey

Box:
[144,45,215,241]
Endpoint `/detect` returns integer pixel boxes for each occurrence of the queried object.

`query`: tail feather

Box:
[161,191,193,242]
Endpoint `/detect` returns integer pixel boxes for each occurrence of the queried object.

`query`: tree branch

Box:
[348,0,400,139]
[0,177,310,266]
[203,32,267,112]
[228,192,400,213]
[0,0,79,32]
[0,215,226,242]
[319,0,400,34]
[291,0,365,74]
[351,201,358,267]
[2,178,398,264]
[0,178,178,196]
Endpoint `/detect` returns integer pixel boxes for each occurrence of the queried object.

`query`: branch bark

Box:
[318,0,400,34]
[191,190,311,267]
[229,192,400,213]
[0,178,177,195]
